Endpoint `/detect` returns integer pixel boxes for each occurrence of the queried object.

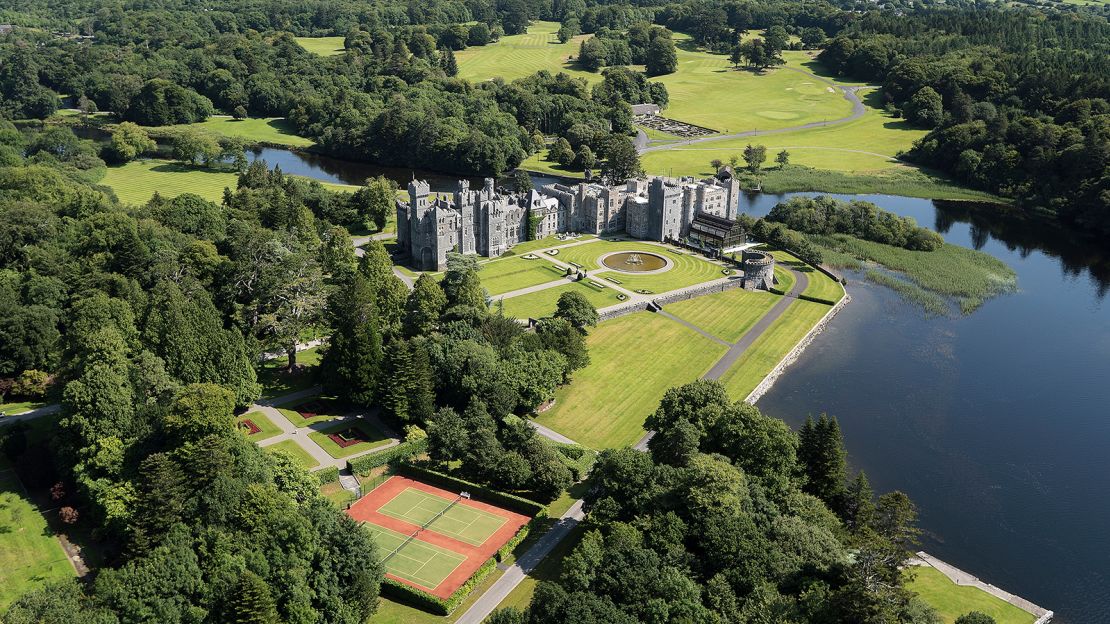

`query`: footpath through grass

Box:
[535,311,728,448]
[907,566,1035,624]
[767,249,844,302]
[0,469,75,610]
[717,299,832,400]
[665,288,782,343]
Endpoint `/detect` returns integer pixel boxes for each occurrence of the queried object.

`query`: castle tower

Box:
[742,250,776,290]
[407,179,437,270]
[455,179,476,254]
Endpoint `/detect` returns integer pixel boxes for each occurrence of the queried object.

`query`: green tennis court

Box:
[364,524,466,590]
[377,487,509,546]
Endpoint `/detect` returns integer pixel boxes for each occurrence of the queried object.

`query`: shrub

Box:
[13,369,51,398]
[316,466,340,484]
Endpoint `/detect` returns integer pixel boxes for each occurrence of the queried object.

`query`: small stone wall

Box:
[596,277,746,323]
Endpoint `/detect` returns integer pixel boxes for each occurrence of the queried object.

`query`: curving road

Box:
[638,66,867,155]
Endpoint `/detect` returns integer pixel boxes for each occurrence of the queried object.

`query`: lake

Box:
[252,147,1110,621]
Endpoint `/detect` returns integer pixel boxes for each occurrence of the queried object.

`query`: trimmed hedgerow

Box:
[496,522,533,562]
[315,466,340,484]
[552,443,597,481]
[347,437,428,476]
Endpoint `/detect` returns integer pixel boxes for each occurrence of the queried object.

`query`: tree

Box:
[468,23,491,46]
[161,383,236,443]
[534,317,589,379]
[0,421,28,460]
[319,275,383,405]
[798,414,847,511]
[742,144,767,173]
[58,506,79,524]
[77,95,98,125]
[710,158,723,172]
[232,105,248,120]
[228,572,280,624]
[441,48,459,76]
[557,20,580,44]
[125,79,213,125]
[351,176,396,232]
[549,137,574,166]
[512,169,533,192]
[442,253,487,310]
[171,129,221,166]
[875,490,920,548]
[554,290,598,330]
[775,149,790,168]
[428,407,468,466]
[905,86,944,128]
[108,121,156,162]
[843,471,876,533]
[500,0,530,35]
[578,37,606,72]
[955,613,997,624]
[599,135,643,183]
[404,274,448,337]
[645,38,678,77]
[573,144,596,171]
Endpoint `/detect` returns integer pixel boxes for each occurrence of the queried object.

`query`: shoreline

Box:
[909,551,1054,623]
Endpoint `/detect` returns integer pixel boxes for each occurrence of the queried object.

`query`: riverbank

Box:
[909,552,1053,624]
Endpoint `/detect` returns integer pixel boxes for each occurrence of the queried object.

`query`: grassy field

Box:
[150,117,314,147]
[455,21,596,83]
[0,399,50,415]
[320,480,356,508]
[265,440,319,470]
[552,240,690,272]
[717,299,832,400]
[907,566,1036,624]
[238,411,282,443]
[295,36,346,56]
[258,346,321,398]
[774,265,796,293]
[476,256,568,295]
[367,569,508,624]
[101,159,361,205]
[502,234,596,256]
[0,469,75,609]
[535,311,728,448]
[732,165,1002,201]
[809,234,1017,312]
[665,288,782,343]
[307,421,391,459]
[767,249,844,302]
[589,245,730,293]
[499,280,623,319]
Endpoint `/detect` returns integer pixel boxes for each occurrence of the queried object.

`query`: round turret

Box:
[742,250,775,290]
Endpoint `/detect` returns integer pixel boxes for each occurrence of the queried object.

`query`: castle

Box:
[396,175,744,271]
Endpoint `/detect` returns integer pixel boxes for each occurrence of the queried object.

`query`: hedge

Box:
[798,293,837,306]
[497,522,532,562]
[395,463,547,518]
[769,286,786,296]
[315,466,340,484]
[552,443,598,481]
[347,437,428,476]
[380,553,499,615]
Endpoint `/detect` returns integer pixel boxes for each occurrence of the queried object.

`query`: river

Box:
[250,147,1110,621]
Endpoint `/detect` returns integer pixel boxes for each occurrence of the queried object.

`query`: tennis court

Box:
[377,487,508,546]
[364,524,466,590]
[347,475,532,599]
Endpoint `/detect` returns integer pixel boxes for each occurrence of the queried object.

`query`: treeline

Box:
[0,125,384,622]
[768,196,945,251]
[578,23,678,76]
[817,9,1110,237]
[488,381,943,623]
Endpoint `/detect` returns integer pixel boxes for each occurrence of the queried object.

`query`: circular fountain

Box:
[600,251,670,273]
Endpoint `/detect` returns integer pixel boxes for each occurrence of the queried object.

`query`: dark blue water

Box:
[257,147,1110,621]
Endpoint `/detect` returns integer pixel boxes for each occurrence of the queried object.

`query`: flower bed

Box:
[239,419,262,435]
[328,426,371,448]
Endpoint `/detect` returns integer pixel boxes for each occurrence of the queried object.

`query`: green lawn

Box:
[455,21,596,84]
[518,149,587,179]
[664,288,782,343]
[0,469,75,610]
[477,256,568,295]
[907,566,1035,624]
[149,117,314,147]
[767,249,844,302]
[101,160,361,205]
[504,234,597,256]
[498,280,624,319]
[238,411,282,443]
[717,299,831,400]
[275,396,346,428]
[258,346,321,399]
[774,266,796,293]
[265,440,319,470]
[295,36,346,56]
[0,399,50,416]
[552,240,688,272]
[535,312,728,448]
[320,480,356,508]
[307,420,391,459]
[593,253,729,293]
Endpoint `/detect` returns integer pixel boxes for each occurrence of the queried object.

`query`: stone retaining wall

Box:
[911,551,1053,623]
[745,292,850,404]
[595,277,747,322]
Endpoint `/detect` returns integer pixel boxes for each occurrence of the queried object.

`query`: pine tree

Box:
[798,413,847,512]
[441,48,459,76]
[382,339,414,422]
[408,340,436,423]
[228,572,280,624]
[319,275,383,405]
[843,470,875,533]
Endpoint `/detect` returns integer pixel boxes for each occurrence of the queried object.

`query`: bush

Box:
[316,466,340,484]
[497,523,532,562]
[347,437,428,476]
[12,369,51,398]
[552,443,597,480]
[395,463,547,517]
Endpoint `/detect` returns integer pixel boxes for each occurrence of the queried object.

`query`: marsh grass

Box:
[865,270,949,316]
[810,233,1017,313]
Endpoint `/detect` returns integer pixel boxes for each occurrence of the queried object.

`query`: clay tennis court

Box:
[347,475,530,599]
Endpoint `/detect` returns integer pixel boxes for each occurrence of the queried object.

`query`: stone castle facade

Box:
[397,175,741,271]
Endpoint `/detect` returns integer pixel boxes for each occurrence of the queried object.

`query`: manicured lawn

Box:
[307,420,391,459]
[295,36,346,56]
[774,266,796,293]
[258,346,321,399]
[275,396,346,428]
[593,255,729,294]
[455,21,596,83]
[0,469,74,610]
[552,239,684,271]
[0,399,50,416]
[518,149,586,178]
[505,234,596,256]
[320,480,356,508]
[535,312,728,448]
[499,280,623,319]
[665,288,782,343]
[907,566,1035,624]
[237,411,282,442]
[150,116,314,147]
[768,249,844,302]
[717,299,831,400]
[477,256,568,295]
[265,440,319,470]
[101,159,362,205]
